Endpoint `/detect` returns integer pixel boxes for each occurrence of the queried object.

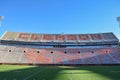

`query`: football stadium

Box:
[0,31,120,80]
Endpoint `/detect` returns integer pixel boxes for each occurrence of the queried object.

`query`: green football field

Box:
[0,65,120,80]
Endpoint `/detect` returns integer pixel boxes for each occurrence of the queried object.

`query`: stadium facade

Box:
[0,31,120,65]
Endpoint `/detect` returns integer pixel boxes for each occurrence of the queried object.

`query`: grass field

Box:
[0,65,120,80]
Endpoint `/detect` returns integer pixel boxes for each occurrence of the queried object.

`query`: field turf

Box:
[0,65,120,80]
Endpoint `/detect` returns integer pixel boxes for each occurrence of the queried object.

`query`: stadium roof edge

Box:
[1,31,115,35]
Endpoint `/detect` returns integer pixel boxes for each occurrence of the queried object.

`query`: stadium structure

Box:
[0,31,120,65]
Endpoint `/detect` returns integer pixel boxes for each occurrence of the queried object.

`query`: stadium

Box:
[0,31,120,80]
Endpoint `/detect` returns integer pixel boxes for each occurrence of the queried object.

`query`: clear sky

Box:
[0,0,120,39]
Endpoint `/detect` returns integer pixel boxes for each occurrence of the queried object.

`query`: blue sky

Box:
[0,0,120,39]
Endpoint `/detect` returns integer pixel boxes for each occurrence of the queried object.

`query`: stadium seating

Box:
[55,35,66,41]
[1,31,18,40]
[0,31,120,65]
[0,44,120,65]
[43,34,54,41]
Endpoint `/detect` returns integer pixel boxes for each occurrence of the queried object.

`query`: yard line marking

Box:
[67,74,73,80]
[24,69,45,80]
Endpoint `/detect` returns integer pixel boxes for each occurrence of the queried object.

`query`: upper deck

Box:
[0,31,118,43]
